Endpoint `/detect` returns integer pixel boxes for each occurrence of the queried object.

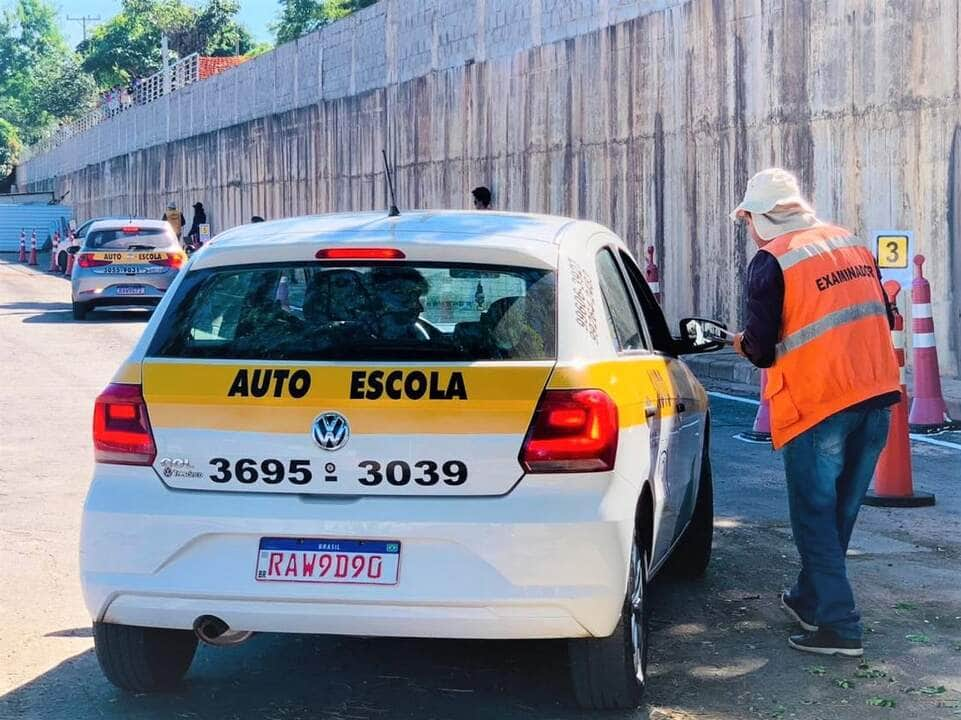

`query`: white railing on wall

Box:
[23,53,201,160]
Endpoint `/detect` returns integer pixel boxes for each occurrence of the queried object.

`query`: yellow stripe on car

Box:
[90,251,171,263]
[142,361,554,435]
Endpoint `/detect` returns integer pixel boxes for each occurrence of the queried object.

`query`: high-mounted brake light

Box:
[315,248,406,260]
[93,383,156,465]
[121,226,140,234]
[77,253,111,268]
[520,389,619,473]
[149,253,185,269]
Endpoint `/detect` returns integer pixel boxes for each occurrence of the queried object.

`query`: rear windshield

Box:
[85,228,177,250]
[148,262,556,361]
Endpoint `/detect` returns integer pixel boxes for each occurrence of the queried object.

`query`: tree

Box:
[0,0,97,151]
[0,118,21,179]
[80,0,261,88]
[273,0,379,44]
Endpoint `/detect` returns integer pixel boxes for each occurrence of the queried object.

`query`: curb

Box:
[685,350,961,421]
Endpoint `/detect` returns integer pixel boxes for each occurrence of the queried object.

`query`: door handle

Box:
[676,401,686,413]
[645,405,657,420]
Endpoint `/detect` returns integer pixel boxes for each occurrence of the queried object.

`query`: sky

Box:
[40,1,276,48]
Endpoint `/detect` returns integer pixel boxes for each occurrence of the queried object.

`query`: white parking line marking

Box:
[708,391,759,406]
[910,434,961,450]
[707,391,961,451]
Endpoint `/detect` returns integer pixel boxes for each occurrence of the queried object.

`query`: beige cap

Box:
[730,168,814,220]
[730,168,819,240]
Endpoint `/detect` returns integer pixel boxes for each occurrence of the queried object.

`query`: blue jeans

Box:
[782,406,891,640]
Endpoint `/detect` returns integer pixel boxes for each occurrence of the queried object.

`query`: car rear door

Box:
[140,259,557,497]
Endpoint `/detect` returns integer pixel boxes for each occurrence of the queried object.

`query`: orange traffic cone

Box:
[28,230,38,265]
[735,370,773,444]
[908,255,951,433]
[865,281,935,507]
[65,243,76,277]
[18,230,26,262]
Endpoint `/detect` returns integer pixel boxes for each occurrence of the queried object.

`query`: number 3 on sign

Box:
[876,234,908,269]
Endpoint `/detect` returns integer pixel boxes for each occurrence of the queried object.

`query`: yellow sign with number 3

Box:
[876,234,909,269]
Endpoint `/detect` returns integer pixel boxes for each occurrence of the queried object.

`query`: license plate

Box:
[116,285,146,296]
[256,538,400,585]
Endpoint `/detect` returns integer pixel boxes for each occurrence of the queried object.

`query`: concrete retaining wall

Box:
[18,0,961,375]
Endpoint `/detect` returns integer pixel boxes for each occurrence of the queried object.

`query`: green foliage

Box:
[274,0,378,44]
[80,0,262,87]
[0,0,97,155]
[0,118,21,177]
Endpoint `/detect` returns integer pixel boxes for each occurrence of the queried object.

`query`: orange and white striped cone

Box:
[865,281,935,507]
[28,231,38,266]
[48,232,60,272]
[907,255,951,433]
[735,369,773,444]
[645,246,661,304]
[18,230,26,262]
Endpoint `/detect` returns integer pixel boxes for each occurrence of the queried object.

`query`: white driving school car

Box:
[80,211,725,709]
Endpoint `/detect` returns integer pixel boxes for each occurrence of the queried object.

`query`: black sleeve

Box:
[875,261,895,330]
[740,251,784,369]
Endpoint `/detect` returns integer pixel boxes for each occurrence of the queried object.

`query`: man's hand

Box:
[733,331,746,358]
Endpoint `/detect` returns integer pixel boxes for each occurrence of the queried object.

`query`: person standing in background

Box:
[187,202,207,247]
[162,202,185,242]
[472,186,492,210]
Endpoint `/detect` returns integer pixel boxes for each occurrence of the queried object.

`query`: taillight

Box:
[77,253,111,268]
[149,253,185,269]
[520,389,619,473]
[93,384,156,465]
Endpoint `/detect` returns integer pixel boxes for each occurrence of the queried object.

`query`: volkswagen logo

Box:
[312,412,350,451]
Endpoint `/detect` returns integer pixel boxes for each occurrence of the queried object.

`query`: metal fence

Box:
[23,53,201,160]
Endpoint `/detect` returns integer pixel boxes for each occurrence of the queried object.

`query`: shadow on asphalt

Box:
[3,305,154,324]
[44,628,93,638]
[0,633,657,720]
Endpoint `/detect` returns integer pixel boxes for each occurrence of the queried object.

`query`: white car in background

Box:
[80,211,725,709]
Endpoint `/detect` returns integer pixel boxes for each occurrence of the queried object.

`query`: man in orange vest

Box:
[731,168,900,658]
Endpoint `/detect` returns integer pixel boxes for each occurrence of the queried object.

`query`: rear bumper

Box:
[75,296,162,309]
[72,272,172,304]
[80,466,638,639]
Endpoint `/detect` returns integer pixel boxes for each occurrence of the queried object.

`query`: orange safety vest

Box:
[761,224,900,448]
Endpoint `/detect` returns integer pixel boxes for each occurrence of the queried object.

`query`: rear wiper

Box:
[126,244,157,251]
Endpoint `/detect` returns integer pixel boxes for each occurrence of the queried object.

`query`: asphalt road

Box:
[2,257,960,720]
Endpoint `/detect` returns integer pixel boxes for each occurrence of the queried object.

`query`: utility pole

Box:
[66,15,101,43]
[161,35,171,96]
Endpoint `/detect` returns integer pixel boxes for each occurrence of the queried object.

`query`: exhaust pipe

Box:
[193,615,254,646]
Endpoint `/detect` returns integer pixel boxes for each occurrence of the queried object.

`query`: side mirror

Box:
[677,317,730,354]
[66,245,80,255]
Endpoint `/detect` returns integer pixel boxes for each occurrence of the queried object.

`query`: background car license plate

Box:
[115,285,146,295]
[256,538,400,585]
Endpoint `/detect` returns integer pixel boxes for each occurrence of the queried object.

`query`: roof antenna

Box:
[382,149,400,217]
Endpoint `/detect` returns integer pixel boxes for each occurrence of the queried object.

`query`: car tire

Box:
[93,622,198,692]
[72,301,90,320]
[57,251,68,273]
[664,454,714,579]
[568,536,648,710]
